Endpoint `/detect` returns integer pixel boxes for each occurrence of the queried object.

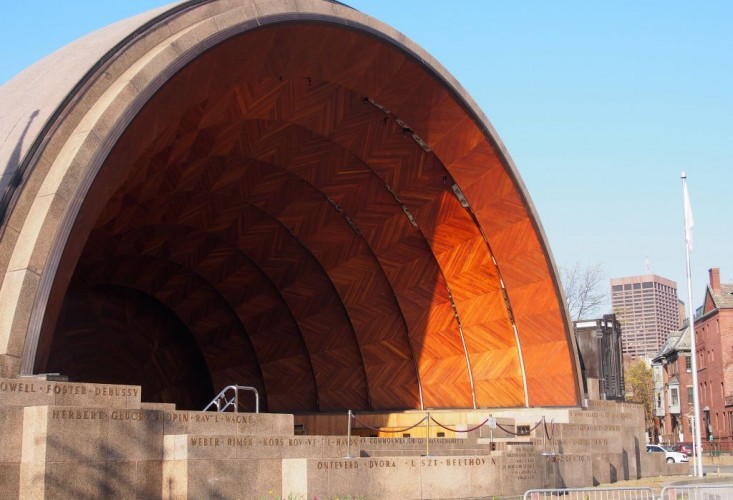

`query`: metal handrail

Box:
[203,385,259,413]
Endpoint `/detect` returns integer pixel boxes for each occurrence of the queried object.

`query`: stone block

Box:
[141,402,176,411]
[134,460,164,499]
[303,455,509,499]
[545,453,594,488]
[42,460,159,499]
[42,461,103,499]
[0,407,23,463]
[0,270,40,359]
[19,406,48,499]
[102,410,165,461]
[592,452,625,485]
[184,435,359,460]
[161,409,293,436]
[163,435,188,500]
[45,408,107,462]
[500,450,544,494]
[360,436,481,456]
[0,464,19,499]
[638,450,688,477]
[185,458,282,499]
[421,457,472,498]
[0,378,141,409]
[282,458,307,498]
[0,354,20,379]
[553,437,610,454]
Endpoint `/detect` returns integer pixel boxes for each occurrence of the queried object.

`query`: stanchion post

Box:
[426,412,430,457]
[542,416,546,452]
[345,410,353,459]
[488,414,496,450]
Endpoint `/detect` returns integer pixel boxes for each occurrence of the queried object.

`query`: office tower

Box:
[611,274,681,358]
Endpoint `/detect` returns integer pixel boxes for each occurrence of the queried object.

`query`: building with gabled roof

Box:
[693,268,733,450]
[652,324,692,444]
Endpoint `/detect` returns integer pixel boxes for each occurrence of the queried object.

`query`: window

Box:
[686,356,692,372]
[670,387,679,407]
[687,386,693,405]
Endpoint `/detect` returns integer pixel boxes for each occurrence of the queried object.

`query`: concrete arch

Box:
[0,0,581,410]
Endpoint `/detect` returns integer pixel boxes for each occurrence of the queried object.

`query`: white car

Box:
[646,444,689,463]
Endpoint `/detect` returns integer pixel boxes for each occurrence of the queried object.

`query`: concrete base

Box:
[0,378,681,499]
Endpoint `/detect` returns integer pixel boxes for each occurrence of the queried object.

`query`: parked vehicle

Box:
[646,444,689,463]
[673,442,693,456]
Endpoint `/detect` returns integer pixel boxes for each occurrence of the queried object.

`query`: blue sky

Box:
[1,1,731,314]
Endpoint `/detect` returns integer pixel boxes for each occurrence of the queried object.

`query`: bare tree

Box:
[560,262,607,321]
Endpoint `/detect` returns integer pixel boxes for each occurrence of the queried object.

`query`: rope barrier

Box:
[495,418,543,437]
[350,412,548,439]
[351,414,428,434]
[429,416,489,433]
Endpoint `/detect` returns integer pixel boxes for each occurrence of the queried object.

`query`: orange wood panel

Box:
[83,142,371,410]
[52,20,581,411]
[213,156,421,410]
[229,116,475,408]
[111,119,421,408]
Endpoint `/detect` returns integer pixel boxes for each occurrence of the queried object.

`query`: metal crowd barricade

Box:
[660,483,733,499]
[524,487,655,500]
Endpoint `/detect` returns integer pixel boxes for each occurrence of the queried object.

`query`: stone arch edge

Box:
[0,0,582,408]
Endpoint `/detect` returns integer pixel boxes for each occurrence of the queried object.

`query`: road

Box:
[702,463,733,475]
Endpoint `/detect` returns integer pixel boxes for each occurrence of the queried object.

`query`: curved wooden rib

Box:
[41,18,579,410]
[47,284,215,409]
[96,183,371,411]
[81,223,318,411]
[71,255,264,407]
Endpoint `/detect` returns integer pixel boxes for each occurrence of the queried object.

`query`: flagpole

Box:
[681,171,703,477]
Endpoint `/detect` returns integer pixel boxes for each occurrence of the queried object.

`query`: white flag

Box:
[683,177,694,251]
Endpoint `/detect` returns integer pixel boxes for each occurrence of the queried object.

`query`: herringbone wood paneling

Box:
[44,21,579,411]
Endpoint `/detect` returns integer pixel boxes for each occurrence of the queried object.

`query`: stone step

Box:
[568,408,644,427]
[360,436,474,452]
[551,422,625,437]
[360,448,493,457]
[159,409,293,436]
[0,377,141,409]
[141,402,176,411]
[173,434,359,460]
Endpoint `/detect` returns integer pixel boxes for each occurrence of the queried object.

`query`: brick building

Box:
[652,325,692,445]
[693,268,733,450]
